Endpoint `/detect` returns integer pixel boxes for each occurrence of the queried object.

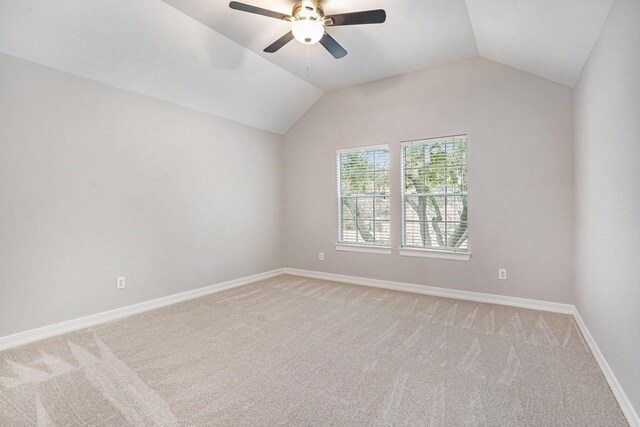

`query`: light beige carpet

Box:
[0,274,627,426]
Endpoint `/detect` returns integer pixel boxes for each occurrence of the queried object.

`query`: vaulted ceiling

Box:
[0,0,615,133]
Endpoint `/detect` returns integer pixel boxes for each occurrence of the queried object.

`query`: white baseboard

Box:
[0,268,285,352]
[1,267,636,426]
[572,308,640,427]
[283,268,574,314]
[283,267,638,426]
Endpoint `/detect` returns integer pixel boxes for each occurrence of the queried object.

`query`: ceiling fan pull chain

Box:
[306,44,310,79]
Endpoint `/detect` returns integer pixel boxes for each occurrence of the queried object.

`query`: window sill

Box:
[335,244,392,255]
[399,247,471,261]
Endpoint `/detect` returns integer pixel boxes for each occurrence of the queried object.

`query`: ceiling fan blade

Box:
[264,31,295,53]
[320,33,347,59]
[229,1,290,21]
[325,9,386,26]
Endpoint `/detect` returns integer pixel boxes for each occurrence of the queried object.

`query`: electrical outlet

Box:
[498,269,507,280]
[319,252,324,261]
[116,276,126,290]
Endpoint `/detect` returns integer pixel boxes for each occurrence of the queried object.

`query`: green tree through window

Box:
[337,147,390,246]
[402,136,468,251]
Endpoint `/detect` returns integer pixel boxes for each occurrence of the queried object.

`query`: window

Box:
[337,145,390,249]
[401,135,469,254]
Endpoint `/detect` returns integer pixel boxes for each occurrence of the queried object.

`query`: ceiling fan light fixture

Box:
[230,0,386,58]
[291,18,324,45]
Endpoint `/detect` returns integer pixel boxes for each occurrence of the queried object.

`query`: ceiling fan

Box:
[229,0,386,59]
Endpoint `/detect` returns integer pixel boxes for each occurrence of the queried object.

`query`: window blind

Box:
[401,135,468,252]
[337,146,390,246]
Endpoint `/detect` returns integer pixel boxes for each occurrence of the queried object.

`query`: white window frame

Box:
[400,135,470,261]
[336,144,391,254]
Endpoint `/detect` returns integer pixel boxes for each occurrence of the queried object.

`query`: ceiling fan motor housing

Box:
[292,0,324,19]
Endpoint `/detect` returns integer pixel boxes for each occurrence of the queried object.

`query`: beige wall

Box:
[0,55,577,336]
[283,57,575,304]
[574,0,640,415]
[0,54,283,337]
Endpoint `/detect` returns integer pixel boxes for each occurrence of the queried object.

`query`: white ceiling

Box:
[162,0,480,91]
[466,0,615,87]
[0,0,615,133]
[162,0,614,90]
[0,0,322,134]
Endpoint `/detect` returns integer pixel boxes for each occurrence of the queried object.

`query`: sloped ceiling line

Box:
[464,0,615,87]
[0,0,616,133]
[0,0,323,134]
